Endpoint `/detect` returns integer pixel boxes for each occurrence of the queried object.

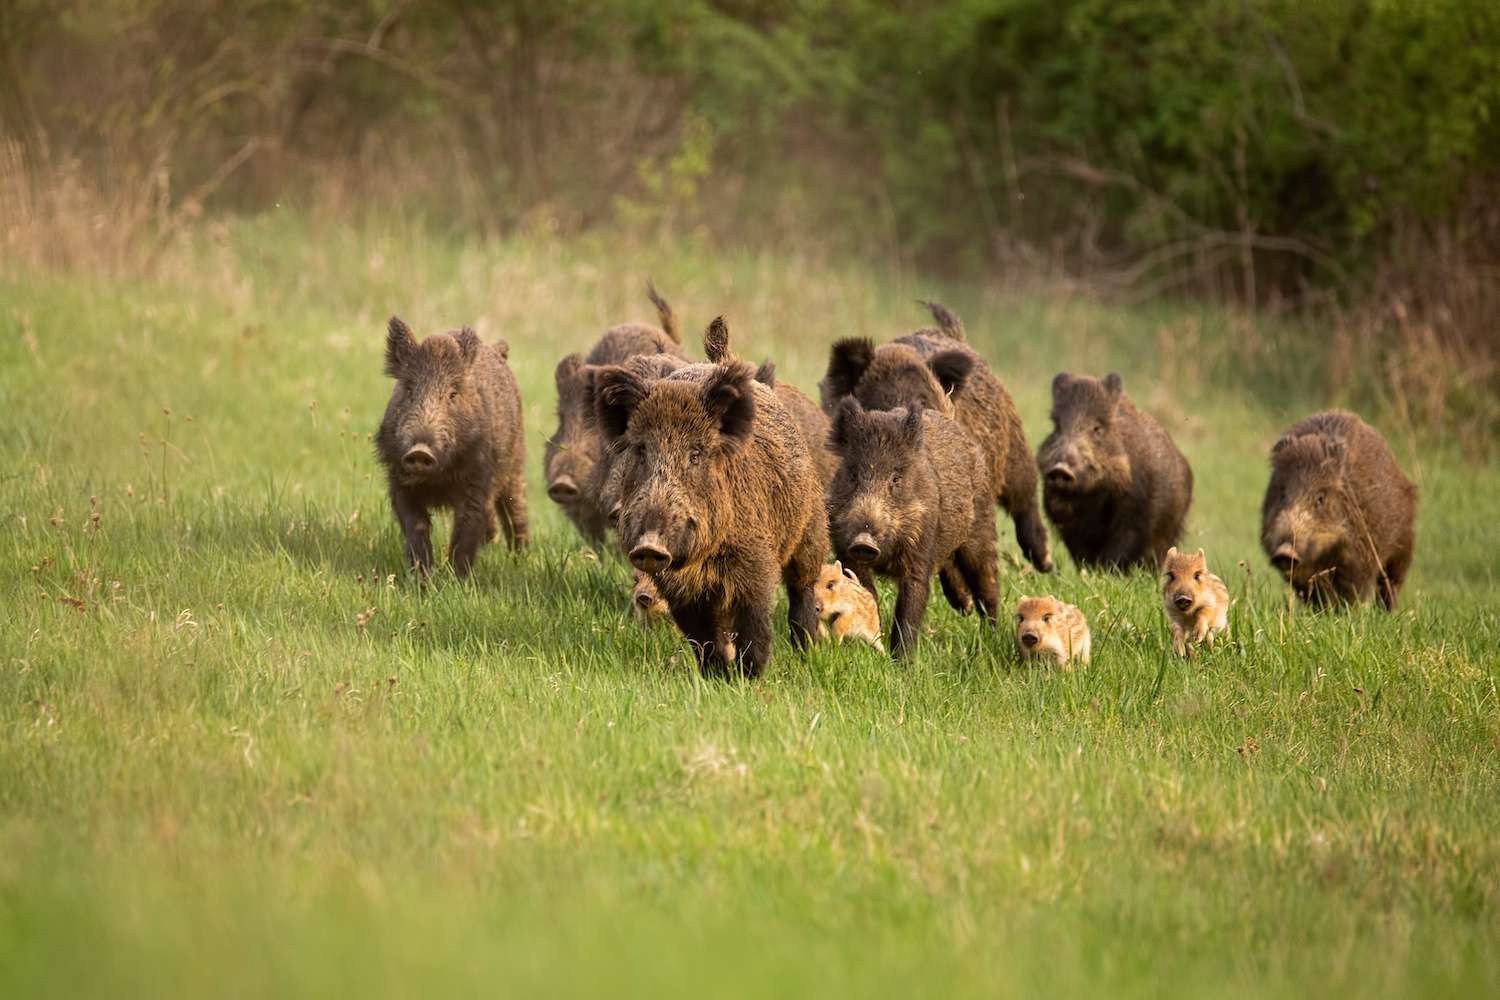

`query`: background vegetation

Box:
[1,3,1497,996]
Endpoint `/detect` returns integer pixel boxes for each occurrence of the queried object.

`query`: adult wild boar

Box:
[1261,410,1416,609]
[1037,372,1192,571]
[376,317,527,577]
[595,344,828,678]
[820,301,1051,575]
[545,283,686,541]
[827,399,997,656]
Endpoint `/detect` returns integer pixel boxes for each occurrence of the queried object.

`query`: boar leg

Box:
[952,534,1000,621]
[669,597,722,673]
[938,565,974,615]
[731,600,775,679]
[782,527,826,650]
[391,489,434,577]
[1096,523,1146,572]
[1008,500,1054,574]
[1378,548,1412,612]
[497,473,530,549]
[449,499,495,578]
[890,571,932,657]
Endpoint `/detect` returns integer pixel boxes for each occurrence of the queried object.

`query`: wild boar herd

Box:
[375,287,1419,678]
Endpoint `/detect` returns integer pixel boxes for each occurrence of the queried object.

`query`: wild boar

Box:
[819,301,1051,575]
[375,317,527,577]
[826,399,998,656]
[1037,372,1193,571]
[1260,410,1417,609]
[1160,546,1229,655]
[1014,595,1091,668]
[595,345,828,678]
[545,283,686,541]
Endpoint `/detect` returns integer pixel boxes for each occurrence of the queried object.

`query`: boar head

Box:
[827,398,930,568]
[1038,372,1132,495]
[1261,433,1354,578]
[380,317,486,485]
[819,338,973,416]
[595,358,758,574]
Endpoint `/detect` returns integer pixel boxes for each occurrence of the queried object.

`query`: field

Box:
[2,215,1497,997]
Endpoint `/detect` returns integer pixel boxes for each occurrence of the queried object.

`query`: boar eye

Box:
[449,383,462,401]
[688,447,703,466]
[1092,423,1104,437]
[633,442,646,459]
[1015,614,1023,623]
[1194,571,1202,582]
[890,473,901,487]
[1315,491,1326,507]
[1165,572,1175,583]
[1043,613,1052,623]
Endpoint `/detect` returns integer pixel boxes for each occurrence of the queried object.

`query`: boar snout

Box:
[847,531,881,562]
[1172,592,1195,611]
[630,531,672,573]
[1270,544,1299,573]
[634,588,657,610]
[1020,630,1040,648]
[402,444,437,472]
[1044,462,1076,487]
[547,476,580,502]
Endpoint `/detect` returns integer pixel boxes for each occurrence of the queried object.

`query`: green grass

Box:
[2,214,1497,998]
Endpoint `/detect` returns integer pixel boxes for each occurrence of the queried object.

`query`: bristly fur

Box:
[819,303,1051,575]
[704,315,731,363]
[603,357,829,679]
[1260,410,1416,610]
[826,399,997,656]
[375,318,528,577]
[1037,370,1192,571]
[544,294,688,544]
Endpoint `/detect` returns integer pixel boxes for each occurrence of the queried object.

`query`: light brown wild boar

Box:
[596,333,828,678]
[545,283,686,542]
[826,399,997,656]
[630,570,671,625]
[820,302,1051,577]
[375,317,527,577]
[1160,546,1229,655]
[1037,372,1193,571]
[1014,595,1091,668]
[1260,410,1416,609]
[813,561,883,650]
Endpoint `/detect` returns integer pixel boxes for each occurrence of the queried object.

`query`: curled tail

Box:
[919,300,965,341]
[646,280,679,343]
[704,315,730,363]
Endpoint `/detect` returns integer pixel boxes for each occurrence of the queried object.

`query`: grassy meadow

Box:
[2,214,1498,997]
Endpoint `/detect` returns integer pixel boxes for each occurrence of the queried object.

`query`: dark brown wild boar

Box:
[1037,372,1192,571]
[1260,410,1416,609]
[595,333,828,678]
[827,399,998,656]
[545,283,686,541]
[819,301,1051,576]
[376,317,527,577]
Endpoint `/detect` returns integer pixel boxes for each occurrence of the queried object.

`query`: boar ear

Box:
[385,316,417,377]
[1195,547,1205,561]
[1050,372,1074,400]
[704,316,731,365]
[829,396,863,450]
[823,338,875,405]
[456,327,482,367]
[595,365,650,441]
[555,353,583,393]
[702,361,756,444]
[754,359,776,386]
[900,403,925,444]
[1103,372,1124,398]
[832,559,843,574]
[492,338,510,361]
[1165,546,1178,561]
[928,350,974,400]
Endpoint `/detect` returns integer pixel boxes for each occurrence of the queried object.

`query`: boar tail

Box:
[704,315,732,364]
[646,280,679,343]
[919,300,966,341]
